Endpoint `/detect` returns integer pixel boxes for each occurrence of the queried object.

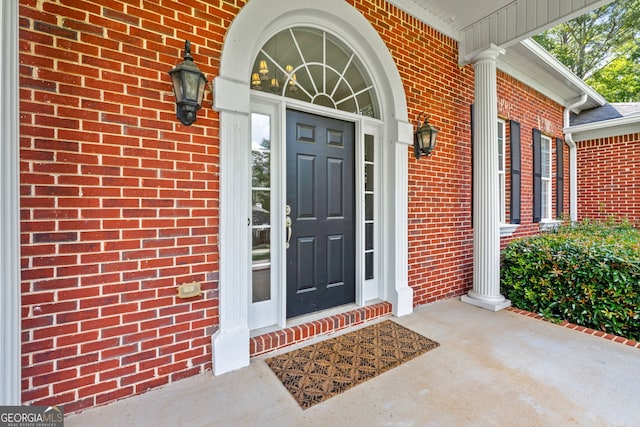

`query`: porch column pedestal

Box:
[0,0,21,405]
[211,78,251,375]
[461,45,511,312]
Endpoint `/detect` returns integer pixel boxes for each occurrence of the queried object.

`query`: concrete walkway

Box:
[66,299,640,426]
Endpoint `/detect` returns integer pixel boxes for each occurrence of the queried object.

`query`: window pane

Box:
[541,184,549,220]
[250,27,380,119]
[252,151,270,188]
[252,190,270,226]
[541,138,551,178]
[499,176,505,223]
[251,113,271,303]
[252,114,271,150]
[497,119,506,222]
[357,91,378,118]
[365,223,373,251]
[252,228,271,303]
[365,134,374,162]
[365,193,374,221]
[365,252,374,280]
[497,121,505,173]
[365,163,374,192]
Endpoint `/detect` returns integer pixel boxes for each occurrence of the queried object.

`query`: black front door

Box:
[286,110,355,318]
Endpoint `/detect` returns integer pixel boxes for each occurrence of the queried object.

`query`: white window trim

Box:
[497,118,519,238]
[500,223,519,237]
[539,220,562,232]
[497,118,506,223]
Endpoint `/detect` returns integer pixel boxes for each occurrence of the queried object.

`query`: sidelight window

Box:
[251,113,272,303]
[364,134,375,280]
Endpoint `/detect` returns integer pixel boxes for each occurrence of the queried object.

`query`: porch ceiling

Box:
[389,0,615,58]
[388,0,612,109]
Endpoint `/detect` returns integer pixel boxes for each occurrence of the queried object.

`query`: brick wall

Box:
[388,6,476,304]
[577,133,640,224]
[495,71,567,247]
[18,0,567,412]
[19,0,246,412]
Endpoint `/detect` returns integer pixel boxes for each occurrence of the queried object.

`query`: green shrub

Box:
[501,220,640,341]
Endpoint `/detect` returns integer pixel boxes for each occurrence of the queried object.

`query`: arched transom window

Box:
[250,27,380,119]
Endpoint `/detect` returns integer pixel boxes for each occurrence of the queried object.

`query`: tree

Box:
[587,48,640,102]
[533,0,640,102]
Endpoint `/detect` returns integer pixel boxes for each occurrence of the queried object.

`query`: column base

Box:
[461,292,511,312]
[211,326,249,375]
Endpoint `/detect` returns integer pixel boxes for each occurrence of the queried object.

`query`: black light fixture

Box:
[414,112,439,159]
[168,40,208,126]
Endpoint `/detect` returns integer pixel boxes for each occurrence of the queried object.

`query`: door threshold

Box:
[249,300,391,357]
[287,303,361,328]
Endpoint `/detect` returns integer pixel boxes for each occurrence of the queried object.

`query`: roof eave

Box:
[519,39,606,110]
[564,115,640,142]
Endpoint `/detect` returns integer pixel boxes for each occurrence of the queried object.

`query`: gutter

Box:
[563,94,588,222]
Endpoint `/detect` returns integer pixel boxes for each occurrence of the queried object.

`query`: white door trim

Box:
[213,0,413,375]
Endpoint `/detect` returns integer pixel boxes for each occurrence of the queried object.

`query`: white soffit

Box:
[388,0,615,62]
[497,39,605,110]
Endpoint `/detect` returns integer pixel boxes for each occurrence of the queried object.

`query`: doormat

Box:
[265,320,439,409]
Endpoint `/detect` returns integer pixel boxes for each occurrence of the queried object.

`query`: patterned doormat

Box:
[265,320,439,409]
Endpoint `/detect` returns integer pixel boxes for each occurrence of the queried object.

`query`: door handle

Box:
[285,204,292,249]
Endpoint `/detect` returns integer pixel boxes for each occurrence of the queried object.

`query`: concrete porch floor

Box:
[66,299,640,426]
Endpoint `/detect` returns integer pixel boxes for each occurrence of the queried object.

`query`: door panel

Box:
[296,155,316,219]
[296,236,316,292]
[326,234,344,286]
[286,110,355,318]
[326,158,344,218]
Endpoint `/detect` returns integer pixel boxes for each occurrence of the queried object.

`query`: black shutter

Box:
[532,129,542,223]
[556,137,564,218]
[470,103,474,228]
[509,120,521,224]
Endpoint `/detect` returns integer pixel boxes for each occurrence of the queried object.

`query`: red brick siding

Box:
[19,0,245,413]
[18,0,567,411]
[250,302,392,357]
[395,9,476,305]
[496,72,567,248]
[577,133,640,224]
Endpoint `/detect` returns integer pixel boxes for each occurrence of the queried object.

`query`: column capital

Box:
[464,44,506,64]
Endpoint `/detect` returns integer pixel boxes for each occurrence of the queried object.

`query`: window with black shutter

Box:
[556,137,564,218]
[532,128,542,223]
[510,120,521,224]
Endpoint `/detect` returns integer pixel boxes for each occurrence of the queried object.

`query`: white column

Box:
[461,45,511,312]
[211,78,251,375]
[0,0,22,405]
[387,119,414,317]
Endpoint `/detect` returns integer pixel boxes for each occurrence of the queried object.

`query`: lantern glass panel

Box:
[183,71,202,102]
[171,72,184,101]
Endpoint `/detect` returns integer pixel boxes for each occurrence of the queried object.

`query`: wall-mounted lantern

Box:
[414,112,439,159]
[168,40,208,126]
